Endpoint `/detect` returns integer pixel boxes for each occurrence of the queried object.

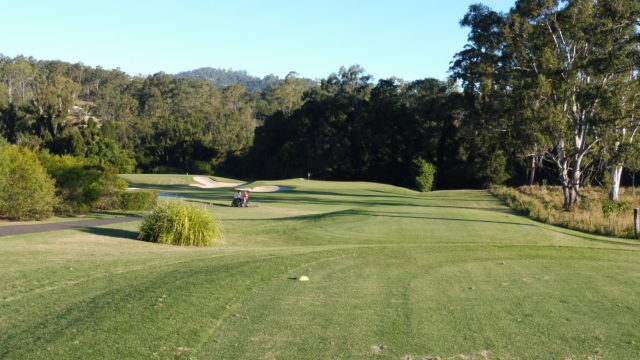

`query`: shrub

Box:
[120,190,158,211]
[413,157,436,192]
[601,200,629,219]
[0,144,57,220]
[96,176,129,211]
[138,202,221,246]
[38,152,126,214]
[602,200,629,233]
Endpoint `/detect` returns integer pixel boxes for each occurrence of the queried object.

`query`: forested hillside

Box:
[2,0,640,203]
[174,67,316,93]
[174,67,282,93]
[0,56,311,175]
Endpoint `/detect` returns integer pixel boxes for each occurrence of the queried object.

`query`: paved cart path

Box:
[0,216,142,237]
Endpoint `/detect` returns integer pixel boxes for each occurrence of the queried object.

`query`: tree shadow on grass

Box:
[92,211,145,217]
[225,208,535,227]
[183,199,232,208]
[254,195,515,213]
[79,227,140,240]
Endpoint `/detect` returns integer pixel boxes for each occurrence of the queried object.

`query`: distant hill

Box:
[174,68,282,93]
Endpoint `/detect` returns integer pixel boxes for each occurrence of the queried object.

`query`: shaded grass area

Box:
[80,226,140,240]
[1,175,640,359]
[0,210,143,227]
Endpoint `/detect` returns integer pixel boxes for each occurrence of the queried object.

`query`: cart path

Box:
[0,216,143,237]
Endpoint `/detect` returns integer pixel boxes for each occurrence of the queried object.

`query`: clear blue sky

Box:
[0,0,515,81]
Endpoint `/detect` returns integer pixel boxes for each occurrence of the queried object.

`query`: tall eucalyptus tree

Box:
[453,0,640,208]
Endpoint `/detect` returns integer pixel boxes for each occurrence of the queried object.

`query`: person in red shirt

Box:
[242,191,249,207]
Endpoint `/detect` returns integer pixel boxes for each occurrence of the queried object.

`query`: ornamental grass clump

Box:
[139,202,221,246]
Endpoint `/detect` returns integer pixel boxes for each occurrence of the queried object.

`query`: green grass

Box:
[1,175,639,359]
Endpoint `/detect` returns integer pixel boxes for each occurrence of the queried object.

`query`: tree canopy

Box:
[451,0,640,208]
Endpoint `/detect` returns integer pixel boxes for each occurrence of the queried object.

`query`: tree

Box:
[0,56,36,105]
[259,72,312,117]
[86,137,136,173]
[413,157,436,192]
[31,75,81,142]
[600,70,640,201]
[624,142,640,196]
[0,143,57,220]
[452,0,640,208]
[94,83,138,124]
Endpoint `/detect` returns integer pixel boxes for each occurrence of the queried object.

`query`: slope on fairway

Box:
[1,176,639,360]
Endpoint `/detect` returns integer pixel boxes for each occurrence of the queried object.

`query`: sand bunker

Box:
[243,185,292,193]
[190,176,244,189]
[190,177,291,192]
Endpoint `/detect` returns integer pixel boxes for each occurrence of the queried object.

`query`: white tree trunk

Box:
[552,139,590,209]
[529,155,537,186]
[610,166,623,202]
[6,76,14,104]
[608,127,629,202]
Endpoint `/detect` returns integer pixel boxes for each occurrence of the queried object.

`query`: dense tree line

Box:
[1,0,638,204]
[0,56,488,189]
[247,66,494,189]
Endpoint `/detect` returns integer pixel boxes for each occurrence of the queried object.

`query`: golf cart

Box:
[231,188,252,207]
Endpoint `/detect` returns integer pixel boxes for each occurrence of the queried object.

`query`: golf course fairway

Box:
[1,176,639,359]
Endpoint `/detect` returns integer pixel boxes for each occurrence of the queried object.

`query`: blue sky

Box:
[0,0,515,81]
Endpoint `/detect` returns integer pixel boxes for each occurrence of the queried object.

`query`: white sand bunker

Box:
[237,185,292,193]
[190,176,244,189]
[190,177,291,192]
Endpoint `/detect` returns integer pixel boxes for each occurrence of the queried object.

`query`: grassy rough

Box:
[138,202,221,246]
[491,185,640,238]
